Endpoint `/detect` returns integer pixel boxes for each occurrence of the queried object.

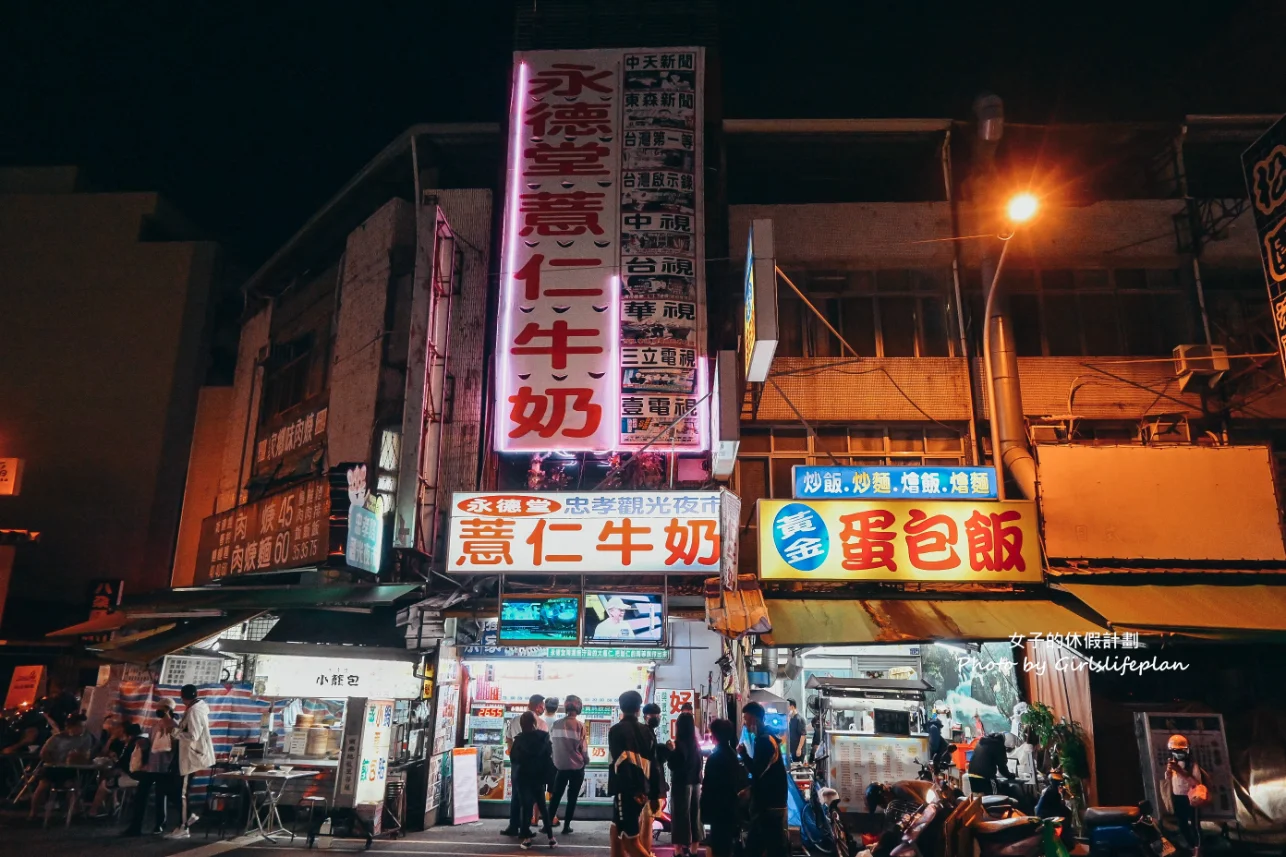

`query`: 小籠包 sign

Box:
[447,491,729,574]
[757,498,1040,583]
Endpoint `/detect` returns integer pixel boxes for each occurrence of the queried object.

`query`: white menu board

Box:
[827,733,928,812]
[451,748,480,824]
[356,699,394,805]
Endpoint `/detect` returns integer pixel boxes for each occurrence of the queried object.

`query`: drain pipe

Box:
[974,93,1037,501]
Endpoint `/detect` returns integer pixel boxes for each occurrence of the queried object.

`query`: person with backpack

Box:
[738,702,789,857]
[608,691,661,857]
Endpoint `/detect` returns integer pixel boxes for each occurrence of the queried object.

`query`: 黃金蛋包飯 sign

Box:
[757,498,1040,583]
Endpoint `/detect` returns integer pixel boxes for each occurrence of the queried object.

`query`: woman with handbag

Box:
[1159,734,1208,850]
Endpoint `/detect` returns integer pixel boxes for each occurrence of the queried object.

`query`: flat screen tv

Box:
[582,592,664,645]
[497,594,582,646]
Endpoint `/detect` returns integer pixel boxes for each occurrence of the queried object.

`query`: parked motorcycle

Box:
[1083,802,1166,857]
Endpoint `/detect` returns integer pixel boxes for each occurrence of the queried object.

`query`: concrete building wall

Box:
[0,184,217,630]
[216,305,270,511]
[171,386,234,587]
[329,199,415,466]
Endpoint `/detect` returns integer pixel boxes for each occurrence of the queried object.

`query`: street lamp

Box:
[983,193,1040,501]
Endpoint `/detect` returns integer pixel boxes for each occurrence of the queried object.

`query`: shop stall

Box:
[809,675,934,812]
[462,618,664,818]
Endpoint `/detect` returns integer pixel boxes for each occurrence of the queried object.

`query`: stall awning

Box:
[122,584,419,614]
[761,598,1104,646]
[91,612,263,664]
[46,612,129,637]
[1058,583,1286,637]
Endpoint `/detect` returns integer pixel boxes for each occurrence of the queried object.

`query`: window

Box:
[260,333,322,420]
[773,269,956,358]
[965,267,1194,357]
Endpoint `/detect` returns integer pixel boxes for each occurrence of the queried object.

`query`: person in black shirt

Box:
[701,719,748,857]
[738,702,789,857]
[668,712,703,857]
[786,699,806,764]
[608,691,661,857]
[510,712,557,851]
[966,733,1014,796]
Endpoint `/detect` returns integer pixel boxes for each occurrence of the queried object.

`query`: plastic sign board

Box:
[743,219,778,383]
[0,458,23,496]
[451,748,480,823]
[711,351,740,479]
[757,498,1041,583]
[496,48,708,453]
[255,654,422,699]
[4,665,44,709]
[793,465,998,500]
[447,491,723,574]
[1242,114,1286,376]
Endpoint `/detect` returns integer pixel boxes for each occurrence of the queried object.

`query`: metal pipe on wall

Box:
[941,127,982,466]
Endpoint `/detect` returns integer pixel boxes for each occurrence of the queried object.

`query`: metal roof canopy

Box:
[122,584,419,615]
[806,676,934,701]
[90,612,263,665]
[1057,583,1286,638]
[762,598,1104,646]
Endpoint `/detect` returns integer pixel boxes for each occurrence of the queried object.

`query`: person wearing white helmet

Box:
[1159,734,1208,849]
[593,597,636,640]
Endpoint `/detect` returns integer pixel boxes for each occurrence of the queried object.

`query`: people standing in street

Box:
[511,711,557,850]
[542,698,560,730]
[167,684,215,838]
[502,694,547,837]
[1160,734,1208,849]
[965,732,1013,796]
[787,699,806,764]
[738,702,789,857]
[667,711,703,857]
[549,695,588,835]
[701,718,748,857]
[608,690,661,857]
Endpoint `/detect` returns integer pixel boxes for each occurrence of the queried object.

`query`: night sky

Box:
[4,1,1284,268]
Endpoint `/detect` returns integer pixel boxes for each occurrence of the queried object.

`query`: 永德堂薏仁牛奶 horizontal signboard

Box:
[793,465,998,500]
[757,498,1040,583]
[447,491,730,574]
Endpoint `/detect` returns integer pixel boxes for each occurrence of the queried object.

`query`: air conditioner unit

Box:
[1174,344,1229,392]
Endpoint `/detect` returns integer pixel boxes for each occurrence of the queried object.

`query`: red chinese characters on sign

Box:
[837,510,898,572]
[835,507,1024,574]
[964,510,1026,572]
[500,52,621,451]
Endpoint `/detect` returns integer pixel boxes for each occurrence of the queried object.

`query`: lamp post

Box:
[983,193,1039,501]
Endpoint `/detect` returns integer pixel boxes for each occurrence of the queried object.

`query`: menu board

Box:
[356,699,394,805]
[451,748,480,824]
[1135,712,1236,821]
[827,733,928,812]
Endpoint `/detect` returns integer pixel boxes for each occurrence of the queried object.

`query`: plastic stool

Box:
[44,786,77,828]
[296,795,329,848]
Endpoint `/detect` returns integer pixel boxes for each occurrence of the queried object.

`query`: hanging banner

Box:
[757,498,1041,583]
[1243,114,1286,376]
[496,48,706,453]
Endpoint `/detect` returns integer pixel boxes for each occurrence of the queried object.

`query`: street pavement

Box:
[0,814,624,857]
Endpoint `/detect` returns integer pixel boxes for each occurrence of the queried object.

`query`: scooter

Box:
[1083,802,1164,857]
[954,795,1070,857]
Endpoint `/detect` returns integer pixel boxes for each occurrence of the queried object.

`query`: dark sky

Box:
[4,1,1285,268]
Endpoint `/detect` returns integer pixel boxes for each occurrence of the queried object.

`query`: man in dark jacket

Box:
[608,691,661,857]
[738,702,788,857]
[927,716,949,769]
[966,732,1013,796]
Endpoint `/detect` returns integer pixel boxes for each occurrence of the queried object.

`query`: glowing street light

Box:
[1006,192,1039,224]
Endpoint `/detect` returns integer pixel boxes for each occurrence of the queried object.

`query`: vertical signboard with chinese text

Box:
[757,498,1041,583]
[498,48,706,453]
[743,219,778,383]
[1243,115,1286,375]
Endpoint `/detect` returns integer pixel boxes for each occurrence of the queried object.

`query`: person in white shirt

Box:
[502,695,548,837]
[166,684,216,839]
[594,598,636,640]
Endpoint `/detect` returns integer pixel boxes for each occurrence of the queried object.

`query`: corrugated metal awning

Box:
[123,584,419,614]
[46,612,129,638]
[91,612,263,665]
[762,598,1104,646]
[1058,583,1286,637]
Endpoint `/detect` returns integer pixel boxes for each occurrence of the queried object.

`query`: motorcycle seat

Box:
[982,796,1017,810]
[971,816,1041,836]
[1084,806,1140,827]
